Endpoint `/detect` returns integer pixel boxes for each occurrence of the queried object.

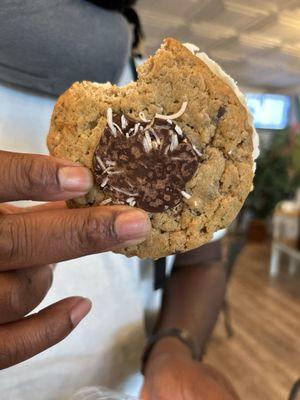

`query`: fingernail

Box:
[58,167,93,192]
[115,210,151,246]
[70,298,92,327]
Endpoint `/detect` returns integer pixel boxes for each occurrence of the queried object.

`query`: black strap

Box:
[141,328,201,374]
[154,257,167,290]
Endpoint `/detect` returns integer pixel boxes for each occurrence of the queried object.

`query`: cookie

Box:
[47,38,259,260]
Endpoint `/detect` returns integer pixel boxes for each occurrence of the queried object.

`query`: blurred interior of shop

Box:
[136,0,300,398]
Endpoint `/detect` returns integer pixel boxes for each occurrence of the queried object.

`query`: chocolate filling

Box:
[93,113,200,212]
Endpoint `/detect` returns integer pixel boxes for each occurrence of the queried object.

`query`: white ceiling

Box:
[136,0,300,91]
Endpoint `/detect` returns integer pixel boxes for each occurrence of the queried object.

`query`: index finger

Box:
[0,150,93,202]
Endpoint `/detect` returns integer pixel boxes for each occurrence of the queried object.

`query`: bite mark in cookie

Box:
[93,106,201,213]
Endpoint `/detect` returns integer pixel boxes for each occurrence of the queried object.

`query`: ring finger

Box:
[0,265,54,324]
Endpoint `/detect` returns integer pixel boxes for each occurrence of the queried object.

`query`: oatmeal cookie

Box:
[47,38,259,259]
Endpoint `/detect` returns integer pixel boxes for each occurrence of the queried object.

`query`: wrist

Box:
[143,336,193,375]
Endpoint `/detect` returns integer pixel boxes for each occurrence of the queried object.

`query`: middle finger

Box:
[0,205,150,271]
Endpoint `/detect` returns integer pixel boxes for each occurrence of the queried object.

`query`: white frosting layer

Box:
[184,43,259,170]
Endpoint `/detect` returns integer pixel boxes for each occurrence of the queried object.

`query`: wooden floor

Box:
[206,242,300,400]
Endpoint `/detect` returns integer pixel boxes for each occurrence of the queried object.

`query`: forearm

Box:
[148,259,226,363]
[142,243,240,399]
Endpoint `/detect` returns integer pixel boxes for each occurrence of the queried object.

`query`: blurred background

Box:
[134,0,300,399]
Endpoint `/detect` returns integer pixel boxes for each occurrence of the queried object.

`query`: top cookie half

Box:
[48,38,258,259]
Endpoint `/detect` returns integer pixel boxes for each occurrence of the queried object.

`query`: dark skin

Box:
[0,150,150,369]
[141,261,240,400]
[0,149,238,398]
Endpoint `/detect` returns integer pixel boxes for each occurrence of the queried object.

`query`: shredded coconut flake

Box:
[167,119,173,125]
[171,157,183,161]
[175,125,183,136]
[106,160,116,166]
[134,123,140,134]
[130,200,136,207]
[164,144,170,155]
[126,197,136,204]
[121,115,128,129]
[102,166,114,174]
[170,133,179,151]
[113,122,123,134]
[100,198,112,205]
[149,128,161,146]
[192,144,203,157]
[101,176,109,188]
[107,170,122,175]
[111,187,138,197]
[143,136,152,153]
[173,134,179,150]
[145,130,152,149]
[139,112,151,122]
[96,156,106,170]
[155,101,188,121]
[181,190,191,199]
[107,108,117,136]
[144,119,155,131]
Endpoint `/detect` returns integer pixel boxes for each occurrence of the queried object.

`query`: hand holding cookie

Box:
[0,150,150,368]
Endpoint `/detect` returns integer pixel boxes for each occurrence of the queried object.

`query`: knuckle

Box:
[0,215,31,268]
[5,279,24,317]
[20,156,58,195]
[0,335,17,369]
[0,216,16,266]
[74,210,118,250]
